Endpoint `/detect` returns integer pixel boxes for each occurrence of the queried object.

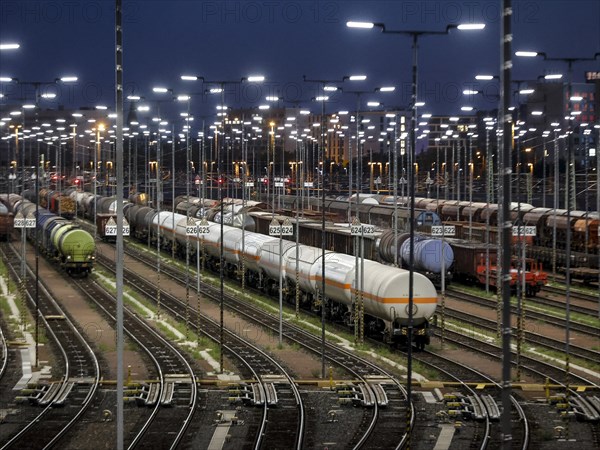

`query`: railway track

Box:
[94,245,305,450]
[0,319,7,383]
[541,285,600,310]
[550,274,600,291]
[446,287,599,337]
[441,304,600,368]
[109,241,415,449]
[414,349,529,450]
[436,326,599,388]
[433,328,600,446]
[72,261,199,449]
[0,243,101,450]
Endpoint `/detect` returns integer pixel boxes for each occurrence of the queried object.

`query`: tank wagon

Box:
[65,190,97,221]
[9,197,95,276]
[397,233,454,280]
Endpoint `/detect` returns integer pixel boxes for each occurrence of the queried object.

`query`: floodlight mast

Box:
[347,18,485,446]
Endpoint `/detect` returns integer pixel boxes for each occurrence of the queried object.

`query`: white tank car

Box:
[259,238,297,281]
[155,210,438,346]
[287,248,437,327]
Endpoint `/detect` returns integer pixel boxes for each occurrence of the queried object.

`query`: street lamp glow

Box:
[346,21,375,29]
[127,95,141,100]
[209,88,223,93]
[96,105,108,110]
[266,96,279,101]
[23,104,35,109]
[531,110,543,116]
[315,96,329,101]
[137,105,150,112]
[379,86,395,92]
[10,111,21,116]
[324,86,338,91]
[515,51,538,57]
[570,96,583,102]
[544,74,563,80]
[463,89,479,95]
[300,110,310,115]
[457,23,486,30]
[177,95,190,101]
[475,75,495,81]
[0,77,14,82]
[367,101,380,107]
[519,89,535,95]
[153,87,168,93]
[247,75,265,82]
[258,104,270,110]
[461,106,474,111]
[0,43,20,50]
[415,101,425,107]
[181,75,198,81]
[41,93,57,99]
[348,75,367,81]
[60,76,78,82]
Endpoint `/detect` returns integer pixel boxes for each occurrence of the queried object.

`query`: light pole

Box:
[152,87,180,259]
[94,123,105,240]
[303,74,367,372]
[183,74,265,372]
[458,107,478,240]
[339,87,395,211]
[516,50,600,409]
[347,22,485,436]
[484,117,497,293]
[499,4,513,444]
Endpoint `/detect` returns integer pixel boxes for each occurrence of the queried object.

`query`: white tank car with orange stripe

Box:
[278,244,437,327]
[155,210,438,346]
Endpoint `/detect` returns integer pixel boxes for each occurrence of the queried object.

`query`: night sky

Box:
[1,0,599,118]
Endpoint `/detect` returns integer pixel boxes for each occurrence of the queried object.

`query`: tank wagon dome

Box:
[400,236,454,274]
[361,197,379,205]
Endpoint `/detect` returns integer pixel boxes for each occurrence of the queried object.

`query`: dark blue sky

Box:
[1,0,599,118]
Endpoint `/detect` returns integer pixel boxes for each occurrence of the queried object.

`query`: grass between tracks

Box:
[449,284,599,329]
[442,317,600,373]
[0,257,30,341]
[546,279,599,296]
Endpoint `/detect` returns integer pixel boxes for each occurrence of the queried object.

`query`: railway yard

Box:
[2,0,600,447]
[0,192,598,450]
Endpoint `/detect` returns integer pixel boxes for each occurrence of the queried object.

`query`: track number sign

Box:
[431,225,456,237]
[512,226,536,237]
